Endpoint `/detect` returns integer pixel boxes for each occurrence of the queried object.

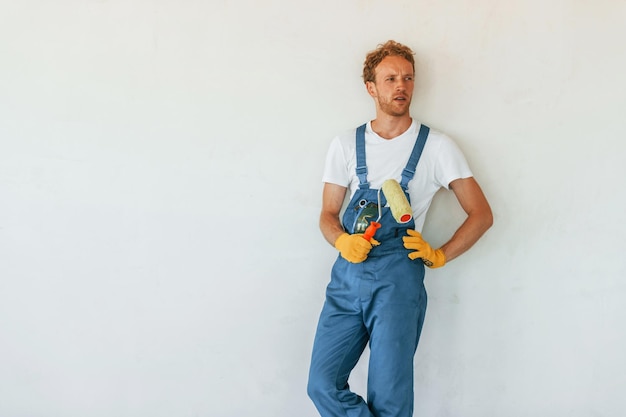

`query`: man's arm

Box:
[319,183,348,246]
[439,177,493,262]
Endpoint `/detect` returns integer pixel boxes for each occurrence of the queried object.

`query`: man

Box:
[307,40,493,417]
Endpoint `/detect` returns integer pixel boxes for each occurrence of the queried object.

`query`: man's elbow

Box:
[481,206,494,232]
[469,203,493,236]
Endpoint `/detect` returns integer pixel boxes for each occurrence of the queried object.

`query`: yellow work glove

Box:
[402,229,446,268]
[334,233,379,263]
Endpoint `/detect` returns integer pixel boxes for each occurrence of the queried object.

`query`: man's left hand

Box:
[402,229,446,268]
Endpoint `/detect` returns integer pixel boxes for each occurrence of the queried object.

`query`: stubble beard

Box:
[378,96,411,118]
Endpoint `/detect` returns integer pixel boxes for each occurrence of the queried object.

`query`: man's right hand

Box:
[334,233,379,263]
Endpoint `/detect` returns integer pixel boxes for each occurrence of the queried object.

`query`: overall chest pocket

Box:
[349,198,379,234]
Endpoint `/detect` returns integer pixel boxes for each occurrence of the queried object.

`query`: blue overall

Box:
[308,124,431,417]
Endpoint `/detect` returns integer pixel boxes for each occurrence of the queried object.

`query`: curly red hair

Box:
[362,40,415,84]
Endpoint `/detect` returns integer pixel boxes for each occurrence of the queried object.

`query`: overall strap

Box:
[355,124,369,189]
[400,124,430,190]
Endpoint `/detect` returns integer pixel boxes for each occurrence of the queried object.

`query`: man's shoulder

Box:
[423,125,458,150]
[423,124,449,141]
[331,125,360,145]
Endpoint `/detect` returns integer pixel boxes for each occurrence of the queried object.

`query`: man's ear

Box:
[365,81,377,98]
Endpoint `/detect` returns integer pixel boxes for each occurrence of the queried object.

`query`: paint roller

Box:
[362,179,413,241]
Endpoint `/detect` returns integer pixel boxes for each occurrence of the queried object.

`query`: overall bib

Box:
[308,124,431,417]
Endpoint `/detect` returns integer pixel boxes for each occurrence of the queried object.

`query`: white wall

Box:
[1,1,625,416]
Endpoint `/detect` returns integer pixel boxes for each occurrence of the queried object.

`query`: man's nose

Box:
[395,80,407,91]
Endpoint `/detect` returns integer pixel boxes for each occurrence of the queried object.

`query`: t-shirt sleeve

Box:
[322,137,350,187]
[434,134,473,189]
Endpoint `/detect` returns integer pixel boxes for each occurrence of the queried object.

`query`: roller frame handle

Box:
[362,221,381,241]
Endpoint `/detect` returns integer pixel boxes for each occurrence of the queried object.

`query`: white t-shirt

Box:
[322,120,473,231]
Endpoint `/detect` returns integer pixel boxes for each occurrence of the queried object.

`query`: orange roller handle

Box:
[362,221,381,241]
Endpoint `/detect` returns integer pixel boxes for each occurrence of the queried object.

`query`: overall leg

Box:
[308,259,375,417]
[364,256,427,417]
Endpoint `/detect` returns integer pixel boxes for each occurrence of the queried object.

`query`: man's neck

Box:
[370,115,412,140]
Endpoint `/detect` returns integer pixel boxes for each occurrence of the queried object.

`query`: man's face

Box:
[366,55,415,117]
